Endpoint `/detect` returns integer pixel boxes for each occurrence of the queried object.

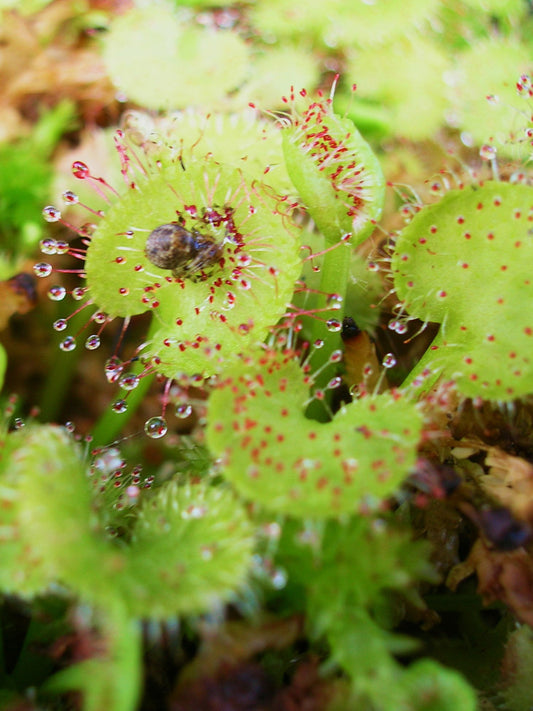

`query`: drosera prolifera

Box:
[391,180,533,400]
[206,347,423,518]
[36,126,303,380]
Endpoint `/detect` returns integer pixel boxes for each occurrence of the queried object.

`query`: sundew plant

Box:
[2,1,533,710]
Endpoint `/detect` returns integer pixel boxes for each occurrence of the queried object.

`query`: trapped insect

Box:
[145,222,223,279]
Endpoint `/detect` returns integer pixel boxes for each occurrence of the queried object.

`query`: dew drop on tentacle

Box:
[85,335,101,350]
[72,161,90,180]
[40,238,57,255]
[62,190,79,205]
[326,293,343,310]
[72,287,87,301]
[144,416,168,439]
[59,336,77,352]
[48,286,66,301]
[53,319,68,332]
[119,374,140,391]
[328,349,343,363]
[112,399,128,414]
[326,376,342,390]
[382,353,397,369]
[326,318,342,333]
[176,403,193,419]
[42,205,61,222]
[105,357,124,383]
[33,262,53,278]
[55,241,70,255]
[92,311,108,324]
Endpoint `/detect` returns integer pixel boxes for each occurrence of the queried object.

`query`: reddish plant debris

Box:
[448,539,533,627]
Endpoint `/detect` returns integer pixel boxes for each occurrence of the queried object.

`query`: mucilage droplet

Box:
[144,222,223,280]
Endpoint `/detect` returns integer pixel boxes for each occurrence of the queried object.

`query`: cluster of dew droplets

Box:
[286,240,348,336]
[104,355,154,424]
[3,398,40,433]
[90,446,154,512]
[107,356,207,440]
[515,73,533,157]
[252,519,287,589]
[35,189,115,353]
[297,339,346,409]
[36,153,209,442]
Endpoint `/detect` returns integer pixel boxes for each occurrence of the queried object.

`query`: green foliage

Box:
[1,424,254,618]
[345,37,450,141]
[392,182,533,400]
[83,149,301,377]
[7,2,533,709]
[0,101,75,258]
[452,38,533,156]
[282,94,385,245]
[45,603,142,711]
[279,515,476,711]
[249,0,440,49]
[499,625,533,711]
[312,521,474,710]
[207,349,423,517]
[102,5,249,110]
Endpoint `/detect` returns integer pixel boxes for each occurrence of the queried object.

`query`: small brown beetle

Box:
[145,222,223,279]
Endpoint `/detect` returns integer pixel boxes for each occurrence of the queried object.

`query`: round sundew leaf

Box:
[460,0,524,16]
[330,0,441,48]
[206,351,423,518]
[84,157,301,314]
[8,425,254,618]
[239,45,320,113]
[84,158,301,377]
[391,182,533,400]
[345,37,450,141]
[452,38,533,156]
[139,110,294,196]
[249,0,339,44]
[103,6,249,110]
[282,99,385,245]
[120,481,254,618]
[5,425,102,596]
[249,0,439,49]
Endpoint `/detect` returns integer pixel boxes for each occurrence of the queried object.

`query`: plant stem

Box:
[306,239,352,421]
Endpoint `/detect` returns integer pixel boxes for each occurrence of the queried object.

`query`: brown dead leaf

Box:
[0,273,37,330]
[0,1,117,136]
[448,539,533,627]
[483,447,533,524]
[176,614,305,688]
